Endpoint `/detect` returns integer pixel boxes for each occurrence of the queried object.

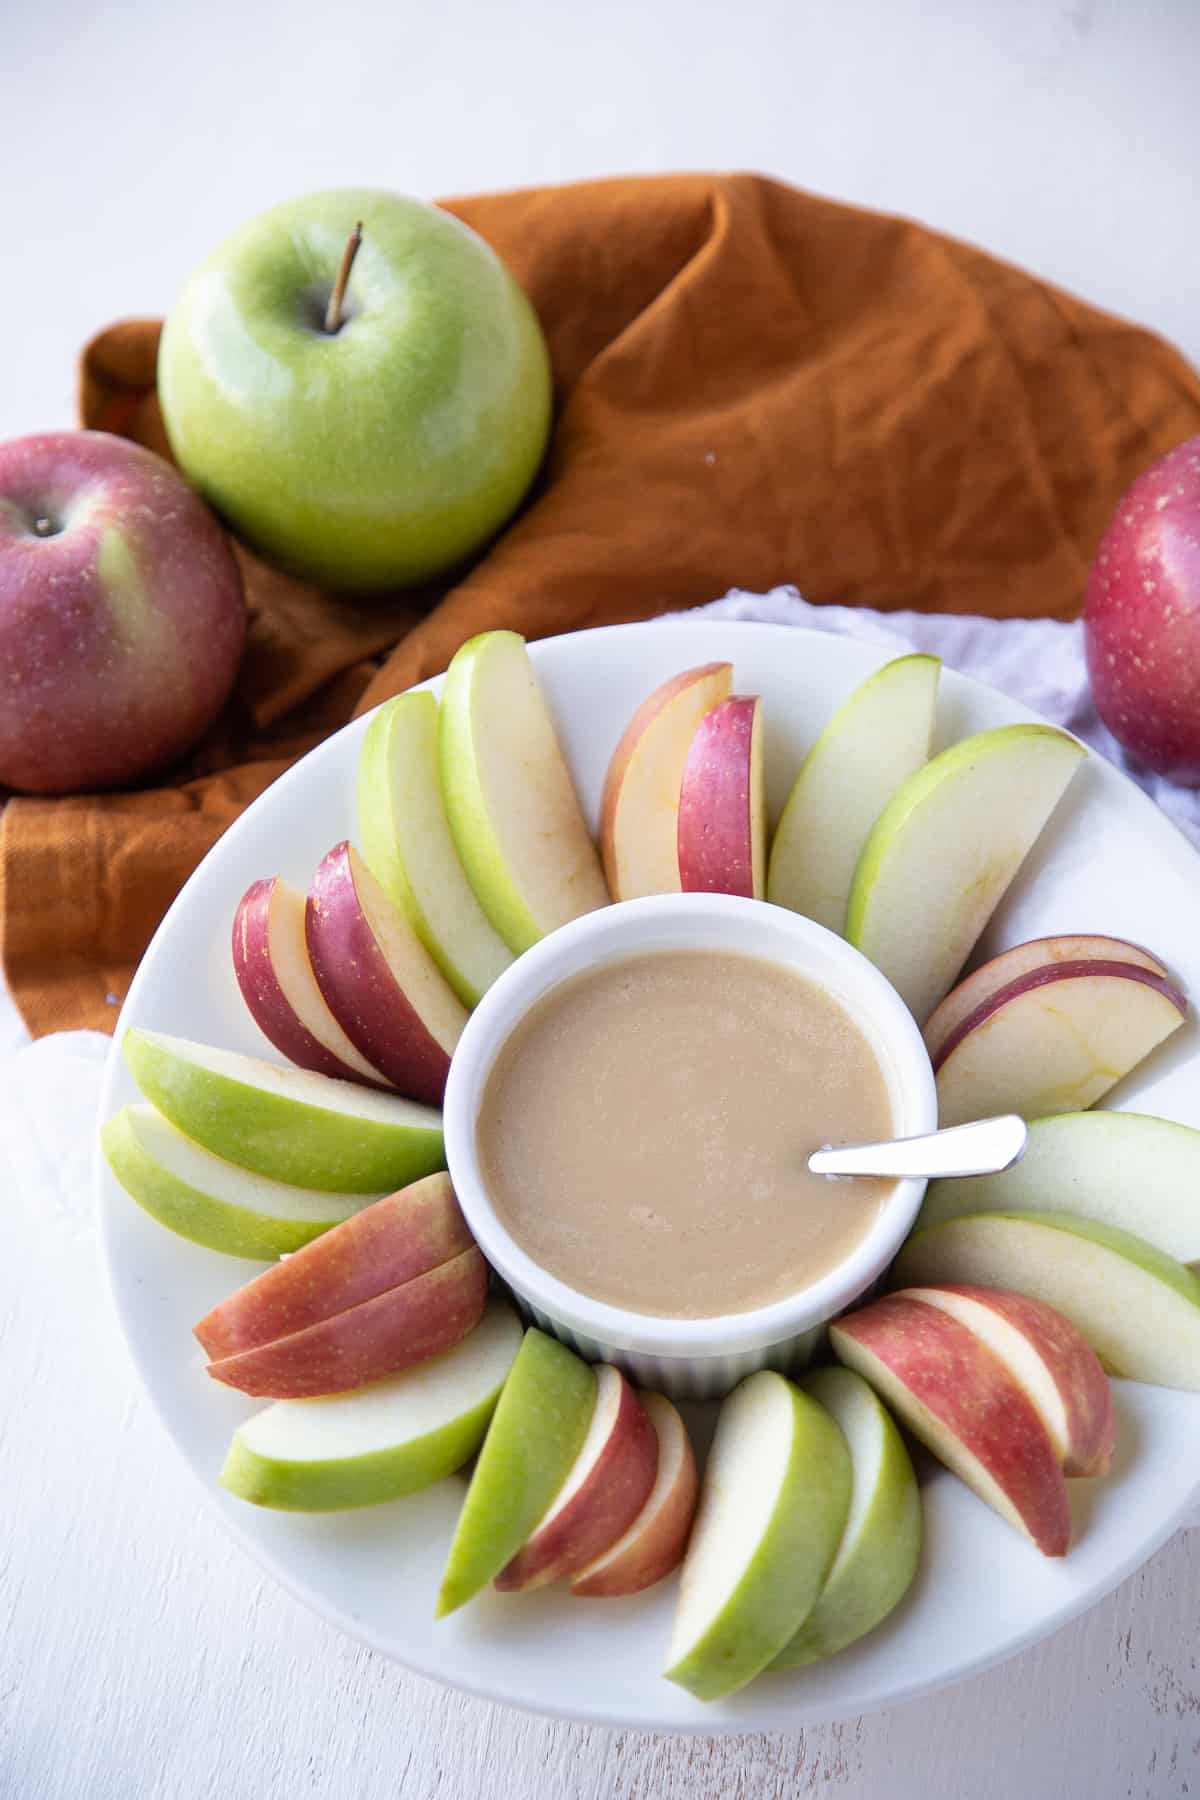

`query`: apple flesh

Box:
[100,1101,380,1260]
[570,1393,699,1598]
[438,631,610,953]
[664,1371,851,1702]
[932,959,1186,1127]
[768,654,939,933]
[121,1028,445,1192]
[599,662,733,900]
[918,1109,1200,1267]
[845,725,1085,1023]
[677,695,765,897]
[158,188,552,593]
[306,841,468,1106]
[923,934,1169,1065]
[233,875,387,1086]
[357,690,513,1007]
[0,430,244,794]
[1084,434,1200,783]
[495,1365,658,1590]
[219,1300,522,1511]
[894,1210,1200,1391]
[830,1295,1071,1556]
[897,1285,1113,1476]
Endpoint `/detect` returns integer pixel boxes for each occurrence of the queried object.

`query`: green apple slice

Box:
[845,725,1085,1022]
[220,1300,522,1511]
[767,655,940,933]
[769,1366,921,1669]
[436,1328,597,1615]
[101,1102,380,1258]
[122,1028,444,1191]
[664,1371,851,1702]
[357,690,514,1006]
[893,1210,1200,1391]
[438,631,610,953]
[918,1110,1200,1267]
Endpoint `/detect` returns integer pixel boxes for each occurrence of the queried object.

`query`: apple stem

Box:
[324,223,363,334]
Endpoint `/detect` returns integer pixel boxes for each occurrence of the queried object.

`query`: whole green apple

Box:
[158,188,553,593]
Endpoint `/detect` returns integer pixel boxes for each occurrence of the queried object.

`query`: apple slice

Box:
[495,1365,658,1590]
[894,1211,1200,1391]
[100,1102,382,1260]
[918,1110,1200,1266]
[438,630,610,953]
[845,725,1086,1022]
[932,960,1186,1127]
[767,654,940,933]
[600,662,733,900]
[232,876,388,1087]
[306,841,468,1106]
[219,1300,522,1511]
[923,934,1170,1063]
[677,695,765,898]
[663,1371,851,1702]
[436,1329,597,1615]
[769,1366,922,1668]
[830,1295,1071,1556]
[570,1393,699,1598]
[357,690,513,1006]
[122,1029,444,1192]
[194,1173,474,1359]
[898,1285,1113,1476]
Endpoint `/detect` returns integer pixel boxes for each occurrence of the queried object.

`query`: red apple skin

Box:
[306,841,464,1106]
[495,1368,660,1591]
[898,1284,1115,1478]
[233,877,387,1087]
[0,431,244,794]
[571,1392,699,1598]
[677,695,764,898]
[931,958,1187,1073]
[205,1246,489,1397]
[831,1295,1072,1556]
[194,1174,474,1360]
[1084,435,1200,783]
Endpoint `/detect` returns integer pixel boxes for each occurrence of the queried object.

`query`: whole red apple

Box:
[1084,435,1200,783]
[0,431,245,794]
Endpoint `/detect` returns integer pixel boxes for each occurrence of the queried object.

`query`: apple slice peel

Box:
[570,1393,699,1598]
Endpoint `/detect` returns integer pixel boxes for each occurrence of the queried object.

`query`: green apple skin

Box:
[769,1367,921,1669]
[357,691,513,1006]
[122,1028,445,1192]
[158,189,552,592]
[220,1301,522,1511]
[101,1103,371,1258]
[664,1373,852,1703]
[436,1329,597,1616]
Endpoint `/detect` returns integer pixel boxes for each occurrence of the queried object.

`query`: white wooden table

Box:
[3,1,1199,1793]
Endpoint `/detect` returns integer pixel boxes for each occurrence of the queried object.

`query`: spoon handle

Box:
[808,1114,1028,1181]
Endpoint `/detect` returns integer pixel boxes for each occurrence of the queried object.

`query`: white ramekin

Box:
[443,893,937,1399]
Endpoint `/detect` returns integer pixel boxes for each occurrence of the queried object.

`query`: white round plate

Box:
[97,620,1200,1731]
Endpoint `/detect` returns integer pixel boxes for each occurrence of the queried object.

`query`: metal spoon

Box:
[808,1113,1028,1181]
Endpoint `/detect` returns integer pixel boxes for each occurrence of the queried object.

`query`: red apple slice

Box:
[205,1246,489,1397]
[923,934,1170,1063]
[570,1392,699,1597]
[933,959,1187,1126]
[494,1365,659,1591]
[600,663,733,900]
[233,876,388,1086]
[897,1284,1114,1477]
[830,1294,1071,1556]
[195,1173,474,1360]
[306,841,468,1106]
[677,695,765,898]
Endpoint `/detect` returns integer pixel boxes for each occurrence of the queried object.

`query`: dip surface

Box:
[476,949,895,1318]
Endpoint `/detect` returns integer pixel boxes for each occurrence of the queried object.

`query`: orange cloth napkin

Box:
[5,172,1200,1037]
